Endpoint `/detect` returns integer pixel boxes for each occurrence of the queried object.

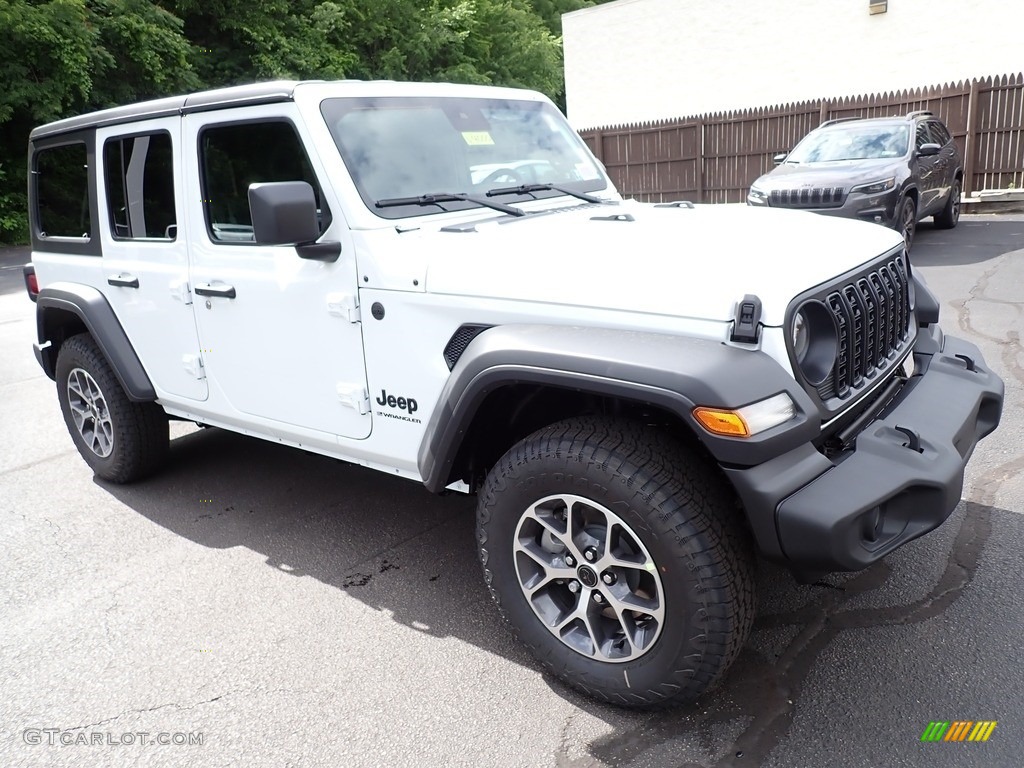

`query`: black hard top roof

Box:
[29,80,313,140]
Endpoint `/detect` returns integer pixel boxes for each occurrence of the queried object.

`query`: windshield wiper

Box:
[486,183,610,205]
[375,192,525,217]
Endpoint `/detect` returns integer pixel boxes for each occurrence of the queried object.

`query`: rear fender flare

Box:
[35,283,156,401]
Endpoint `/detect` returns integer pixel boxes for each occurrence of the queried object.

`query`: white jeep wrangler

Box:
[23,80,1004,708]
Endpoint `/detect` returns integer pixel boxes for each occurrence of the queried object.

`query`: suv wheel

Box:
[897,196,917,251]
[934,179,962,229]
[56,334,168,483]
[476,417,755,709]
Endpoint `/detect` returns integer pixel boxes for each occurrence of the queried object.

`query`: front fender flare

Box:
[418,325,818,492]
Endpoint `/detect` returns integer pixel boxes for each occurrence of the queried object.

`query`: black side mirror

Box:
[917,143,941,157]
[773,152,789,165]
[248,181,340,262]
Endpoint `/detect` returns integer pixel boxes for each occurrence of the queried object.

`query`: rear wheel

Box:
[476,417,755,709]
[897,196,917,251]
[55,334,168,483]
[934,179,962,229]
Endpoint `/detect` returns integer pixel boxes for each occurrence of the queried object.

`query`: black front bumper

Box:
[726,333,1003,572]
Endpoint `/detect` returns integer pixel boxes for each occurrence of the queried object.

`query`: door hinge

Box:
[183,354,205,380]
[171,280,193,305]
[327,293,360,323]
[337,383,370,414]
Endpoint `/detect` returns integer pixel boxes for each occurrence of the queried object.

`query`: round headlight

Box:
[790,301,838,386]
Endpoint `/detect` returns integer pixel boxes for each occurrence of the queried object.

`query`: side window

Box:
[915,122,934,150]
[36,143,90,238]
[104,132,176,239]
[929,121,952,146]
[199,121,331,243]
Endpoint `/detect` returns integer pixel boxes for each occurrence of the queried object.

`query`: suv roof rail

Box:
[906,110,934,119]
[818,116,863,128]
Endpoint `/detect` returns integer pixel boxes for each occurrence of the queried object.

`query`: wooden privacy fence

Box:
[579,73,1024,204]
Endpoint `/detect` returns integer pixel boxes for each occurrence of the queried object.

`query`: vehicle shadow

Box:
[99,426,1019,767]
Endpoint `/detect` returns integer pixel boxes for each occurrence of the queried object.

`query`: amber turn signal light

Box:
[692,408,750,437]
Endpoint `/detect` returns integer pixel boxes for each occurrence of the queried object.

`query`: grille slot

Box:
[770,186,845,209]
[821,256,910,399]
[443,324,492,370]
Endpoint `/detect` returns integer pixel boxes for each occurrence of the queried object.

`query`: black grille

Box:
[821,256,910,399]
[770,187,846,209]
[443,325,492,370]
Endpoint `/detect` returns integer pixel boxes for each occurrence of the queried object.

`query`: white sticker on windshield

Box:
[462,131,495,146]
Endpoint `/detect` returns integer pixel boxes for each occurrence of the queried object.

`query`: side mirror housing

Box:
[247,181,340,262]
[773,152,788,165]
[917,143,941,157]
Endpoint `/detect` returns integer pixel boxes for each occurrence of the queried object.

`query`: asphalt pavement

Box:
[1,216,1023,768]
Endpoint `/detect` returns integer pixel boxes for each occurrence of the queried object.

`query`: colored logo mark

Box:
[921,721,997,742]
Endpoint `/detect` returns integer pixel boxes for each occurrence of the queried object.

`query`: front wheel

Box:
[896,196,917,252]
[476,418,755,709]
[934,179,961,229]
[55,333,168,483]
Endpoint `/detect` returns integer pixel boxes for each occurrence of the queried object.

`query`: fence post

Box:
[592,130,604,164]
[963,79,980,196]
[695,119,704,203]
[819,100,828,124]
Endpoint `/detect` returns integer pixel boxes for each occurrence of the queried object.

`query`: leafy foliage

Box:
[0,0,613,242]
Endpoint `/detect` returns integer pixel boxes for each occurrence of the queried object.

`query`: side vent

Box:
[443,324,493,370]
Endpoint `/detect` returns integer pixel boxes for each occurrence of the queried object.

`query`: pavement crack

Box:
[64,692,235,732]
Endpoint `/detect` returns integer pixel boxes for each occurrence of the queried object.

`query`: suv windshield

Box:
[787,123,910,163]
[320,96,608,219]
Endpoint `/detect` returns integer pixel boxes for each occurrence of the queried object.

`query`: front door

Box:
[914,122,942,215]
[181,104,371,440]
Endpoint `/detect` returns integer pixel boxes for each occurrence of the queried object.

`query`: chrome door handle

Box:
[107,274,139,288]
[194,283,237,299]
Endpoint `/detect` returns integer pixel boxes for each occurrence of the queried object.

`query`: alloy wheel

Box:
[512,493,665,662]
[66,367,114,458]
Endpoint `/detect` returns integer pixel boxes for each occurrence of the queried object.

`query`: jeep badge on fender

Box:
[376,390,418,414]
[24,79,1003,709]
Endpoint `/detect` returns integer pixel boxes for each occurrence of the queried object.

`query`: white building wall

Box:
[563,0,1023,129]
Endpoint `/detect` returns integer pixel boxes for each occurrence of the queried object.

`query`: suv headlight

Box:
[791,301,838,386]
[850,177,896,195]
[747,185,768,205]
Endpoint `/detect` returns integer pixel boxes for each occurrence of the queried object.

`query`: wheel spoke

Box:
[514,539,576,578]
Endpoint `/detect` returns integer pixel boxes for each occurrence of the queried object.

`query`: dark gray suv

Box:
[747,111,962,250]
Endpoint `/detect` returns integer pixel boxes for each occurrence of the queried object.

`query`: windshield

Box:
[320,96,608,219]
[787,123,910,163]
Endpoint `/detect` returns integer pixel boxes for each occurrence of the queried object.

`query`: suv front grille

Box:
[770,187,846,209]
[819,256,910,400]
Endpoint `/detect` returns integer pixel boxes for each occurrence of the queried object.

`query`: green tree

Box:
[0,0,198,242]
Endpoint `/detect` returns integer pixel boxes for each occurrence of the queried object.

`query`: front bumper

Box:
[725,332,1003,571]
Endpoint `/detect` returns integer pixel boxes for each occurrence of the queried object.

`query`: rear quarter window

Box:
[36,143,91,239]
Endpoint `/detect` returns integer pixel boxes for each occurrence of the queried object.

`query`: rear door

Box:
[95,120,208,401]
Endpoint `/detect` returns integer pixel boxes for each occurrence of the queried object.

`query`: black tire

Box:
[55,333,168,483]
[476,417,755,709]
[934,178,962,229]
[896,196,917,252]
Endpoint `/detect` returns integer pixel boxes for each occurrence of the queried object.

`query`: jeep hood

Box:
[422,202,903,326]
[755,158,902,189]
